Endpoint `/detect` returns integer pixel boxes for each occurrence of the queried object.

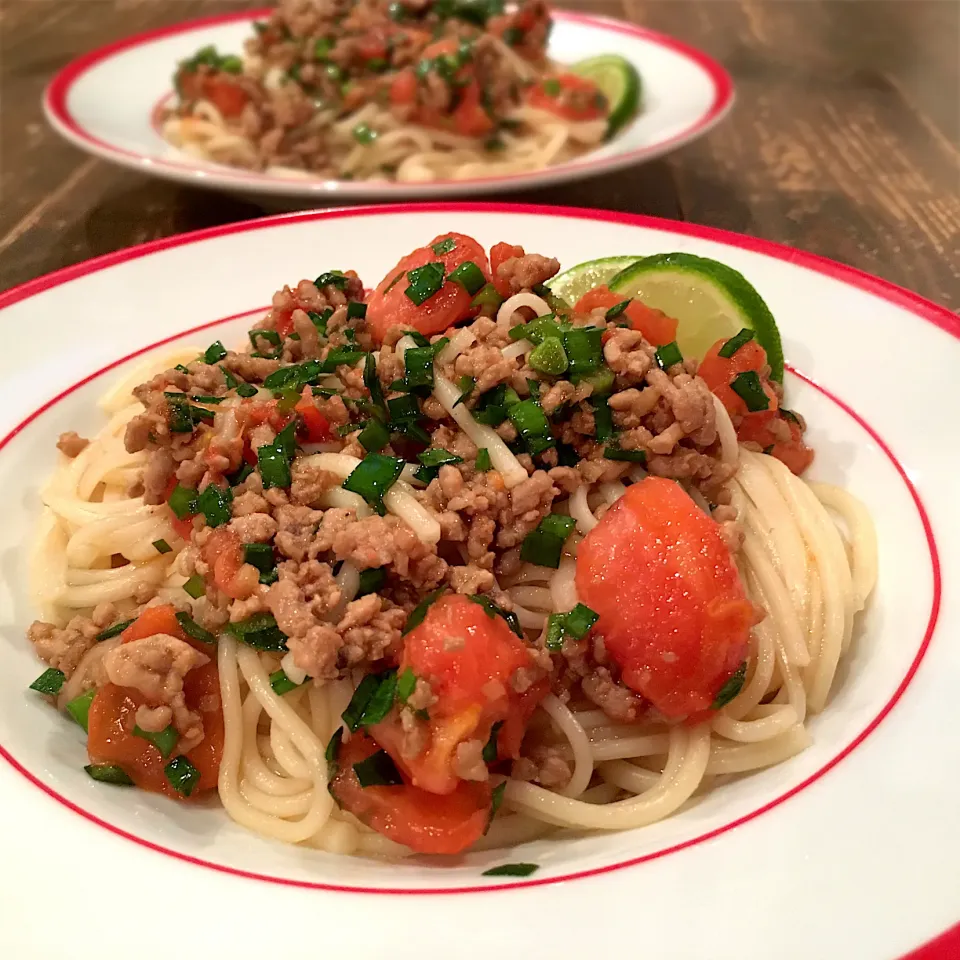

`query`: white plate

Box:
[1,204,957,960]
[43,9,733,201]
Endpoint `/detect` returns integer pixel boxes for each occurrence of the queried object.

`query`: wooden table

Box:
[1,0,957,307]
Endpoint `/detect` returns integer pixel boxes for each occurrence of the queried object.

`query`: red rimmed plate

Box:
[1,204,957,960]
[43,9,734,200]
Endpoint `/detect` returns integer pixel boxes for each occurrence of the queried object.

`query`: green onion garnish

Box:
[313,36,333,59]
[358,419,390,453]
[473,383,519,426]
[220,365,239,389]
[475,448,491,471]
[228,462,254,487]
[404,262,445,305]
[545,614,566,651]
[520,514,577,569]
[347,300,367,320]
[431,237,456,255]
[414,447,463,484]
[325,727,343,777]
[730,371,770,412]
[487,780,506,833]
[528,336,568,376]
[352,123,377,144]
[482,720,503,763]
[403,345,438,390]
[248,329,282,357]
[152,538,173,555]
[133,723,178,759]
[508,399,554,456]
[95,619,133,642]
[543,77,561,95]
[195,483,232,527]
[224,613,288,652]
[309,308,332,336]
[202,341,227,364]
[470,282,503,312]
[593,396,614,442]
[257,420,298,489]
[604,300,631,320]
[29,667,65,695]
[577,367,615,396]
[447,260,486,295]
[403,588,445,634]
[353,750,403,787]
[718,328,755,359]
[315,271,350,290]
[175,611,216,645]
[66,688,97,732]
[183,574,206,599]
[270,669,300,696]
[342,669,398,731]
[363,352,386,415]
[356,567,386,597]
[84,764,134,786]
[453,375,475,407]
[468,594,523,638]
[604,446,647,463]
[168,483,198,520]
[482,862,539,877]
[565,603,600,639]
[712,661,747,709]
[342,453,404,516]
[397,666,417,702]
[320,347,366,372]
[165,755,201,797]
[237,383,258,398]
[655,341,683,369]
[563,327,604,378]
[242,542,274,576]
[509,314,561,346]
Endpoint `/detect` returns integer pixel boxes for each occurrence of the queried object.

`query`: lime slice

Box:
[546,255,644,308]
[608,253,784,380]
[569,54,642,136]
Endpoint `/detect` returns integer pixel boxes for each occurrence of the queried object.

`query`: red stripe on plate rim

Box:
[0,250,947,937]
[42,9,735,192]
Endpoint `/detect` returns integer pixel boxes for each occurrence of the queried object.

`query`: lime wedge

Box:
[569,54,642,136]
[608,253,784,380]
[546,255,644,308]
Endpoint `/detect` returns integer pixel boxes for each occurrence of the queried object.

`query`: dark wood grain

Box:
[0,0,957,308]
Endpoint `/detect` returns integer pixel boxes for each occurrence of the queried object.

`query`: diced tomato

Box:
[389,69,418,107]
[736,411,815,475]
[527,73,606,122]
[498,675,549,760]
[273,307,295,338]
[238,399,292,464]
[576,477,756,718]
[489,242,525,298]
[355,29,389,62]
[295,391,333,443]
[371,594,542,794]
[574,286,678,346]
[87,661,223,800]
[177,69,249,119]
[698,337,779,419]
[452,79,495,138]
[120,604,185,644]
[201,527,254,599]
[330,731,491,855]
[365,233,491,343]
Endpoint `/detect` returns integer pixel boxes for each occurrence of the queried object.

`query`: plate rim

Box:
[41,8,736,197]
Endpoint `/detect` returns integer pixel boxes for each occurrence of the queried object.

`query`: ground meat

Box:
[604,328,655,384]
[582,668,646,723]
[497,471,558,548]
[28,603,116,678]
[223,353,280,382]
[452,343,517,394]
[229,511,278,543]
[290,462,339,506]
[496,252,560,294]
[448,564,495,595]
[514,743,573,789]
[453,739,488,781]
[274,504,323,561]
[56,431,89,457]
[646,368,717,446]
[103,633,209,752]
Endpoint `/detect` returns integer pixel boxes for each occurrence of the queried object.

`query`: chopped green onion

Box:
[487,780,506,832]
[404,345,438,391]
[509,314,561,346]
[356,567,386,597]
[482,862,539,877]
[165,395,198,433]
[431,237,456,255]
[545,614,566,651]
[712,661,747,708]
[29,667,66,695]
[325,727,343,777]
[347,300,367,320]
[313,35,333,59]
[415,447,463,484]
[397,666,417,702]
[248,328,282,357]
[270,669,300,696]
[468,594,523,638]
[243,542,274,575]
[220,365,239,389]
[167,483,198,520]
[315,271,350,290]
[563,327,604,378]
[655,341,683,369]
[358,419,390,453]
[66,689,97,732]
[730,371,770,412]
[133,723,178,759]
[220,54,243,73]
[543,78,561,96]
[225,613,288,652]
[593,396,614,442]
[353,750,403,787]
[564,603,600,639]
[482,720,503,763]
[175,611,216,645]
[257,420,298,489]
[404,262,445,305]
[576,367,615,396]
[475,447,491,471]
[403,588,445,634]
[718,328,756,359]
[508,399,554,456]
[556,442,578,467]
[182,574,206,599]
[202,341,227,364]
[604,446,647,463]
[388,0,406,20]
[228,462,254,487]
[309,308,332,336]
[447,260,486,295]
[342,453,405,516]
[362,352,386,416]
[165,755,201,797]
[405,330,431,347]
[528,336,568,376]
[604,300,631,320]
[520,514,577,569]
[236,383,258,398]
[195,483,233,527]
[473,383,518,426]
[95,619,133,642]
[470,282,504,312]
[320,347,366,372]
[353,122,377,145]
[781,408,801,425]
[342,669,398,731]
[152,539,172,556]
[84,764,134,786]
